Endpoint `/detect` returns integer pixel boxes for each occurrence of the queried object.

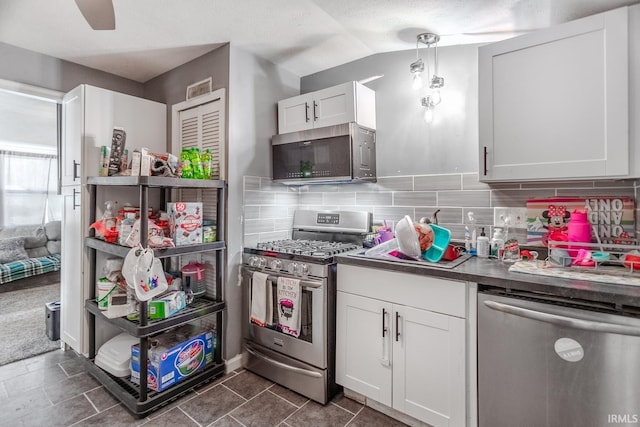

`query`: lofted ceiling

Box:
[0,0,639,83]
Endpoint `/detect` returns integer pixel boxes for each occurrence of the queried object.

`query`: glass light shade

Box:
[424,107,434,124]
[430,90,441,105]
[412,73,423,90]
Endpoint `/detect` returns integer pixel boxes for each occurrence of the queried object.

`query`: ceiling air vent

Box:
[186,77,213,101]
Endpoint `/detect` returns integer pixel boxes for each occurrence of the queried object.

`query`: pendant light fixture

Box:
[410,32,444,123]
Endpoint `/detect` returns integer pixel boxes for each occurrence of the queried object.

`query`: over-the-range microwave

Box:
[271,122,376,185]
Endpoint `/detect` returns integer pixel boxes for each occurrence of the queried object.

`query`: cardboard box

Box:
[140,154,152,176]
[148,291,187,319]
[167,202,203,246]
[107,127,126,176]
[131,326,214,392]
[130,151,141,176]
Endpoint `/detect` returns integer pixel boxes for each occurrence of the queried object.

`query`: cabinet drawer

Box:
[337,265,467,318]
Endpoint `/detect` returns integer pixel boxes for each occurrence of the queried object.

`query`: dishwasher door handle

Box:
[484,300,640,337]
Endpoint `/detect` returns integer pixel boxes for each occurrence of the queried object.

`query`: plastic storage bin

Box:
[422,224,452,263]
[45,301,61,341]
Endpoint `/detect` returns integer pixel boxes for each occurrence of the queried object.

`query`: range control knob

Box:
[288,262,299,275]
[269,259,283,272]
[257,257,267,269]
[248,256,259,267]
[298,263,309,277]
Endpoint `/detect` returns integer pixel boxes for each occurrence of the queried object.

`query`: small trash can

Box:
[45,301,61,341]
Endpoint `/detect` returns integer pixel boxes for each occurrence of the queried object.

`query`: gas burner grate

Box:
[256,239,360,258]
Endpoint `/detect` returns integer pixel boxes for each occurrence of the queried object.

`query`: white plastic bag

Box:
[122,245,148,289]
[132,252,168,301]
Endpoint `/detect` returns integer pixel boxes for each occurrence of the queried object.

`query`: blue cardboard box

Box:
[131,325,214,392]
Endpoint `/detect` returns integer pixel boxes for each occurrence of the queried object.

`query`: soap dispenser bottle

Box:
[490,228,505,260]
[477,227,490,258]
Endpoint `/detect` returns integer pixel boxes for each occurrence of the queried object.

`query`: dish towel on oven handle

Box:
[250,271,272,327]
[277,276,301,337]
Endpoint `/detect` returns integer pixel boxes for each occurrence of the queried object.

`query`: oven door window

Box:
[272,135,351,180]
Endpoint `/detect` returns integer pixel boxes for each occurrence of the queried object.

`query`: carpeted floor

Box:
[0,282,60,365]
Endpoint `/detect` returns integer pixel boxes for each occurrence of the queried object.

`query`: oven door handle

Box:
[242,269,323,289]
[245,346,323,378]
[483,300,640,337]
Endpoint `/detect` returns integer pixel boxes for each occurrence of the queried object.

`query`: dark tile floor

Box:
[0,349,408,427]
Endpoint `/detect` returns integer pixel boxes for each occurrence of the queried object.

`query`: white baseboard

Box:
[225,353,243,373]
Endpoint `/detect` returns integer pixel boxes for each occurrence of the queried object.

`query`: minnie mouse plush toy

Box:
[541,204,571,246]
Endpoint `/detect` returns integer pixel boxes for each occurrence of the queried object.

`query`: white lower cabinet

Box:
[337,264,467,427]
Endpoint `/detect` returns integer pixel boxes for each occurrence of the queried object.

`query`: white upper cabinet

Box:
[479,7,629,182]
[277,81,376,134]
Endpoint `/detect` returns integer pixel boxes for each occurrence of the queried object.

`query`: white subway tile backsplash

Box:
[244,176,261,191]
[357,192,393,206]
[260,205,291,219]
[490,189,554,207]
[462,174,490,190]
[328,192,357,206]
[274,217,294,231]
[393,191,437,207]
[242,174,638,246]
[340,181,380,192]
[415,174,461,191]
[275,192,299,205]
[244,190,276,205]
[438,190,491,207]
[373,207,414,223]
[415,207,463,224]
[243,205,260,220]
[244,218,277,234]
[299,192,324,205]
[375,176,414,191]
[463,208,494,227]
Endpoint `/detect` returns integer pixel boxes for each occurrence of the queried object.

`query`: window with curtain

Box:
[0,150,60,226]
[0,85,61,227]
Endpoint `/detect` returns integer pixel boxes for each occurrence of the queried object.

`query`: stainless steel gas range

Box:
[241,210,371,404]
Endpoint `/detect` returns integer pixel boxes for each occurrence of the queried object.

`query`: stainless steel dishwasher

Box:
[478,288,640,427]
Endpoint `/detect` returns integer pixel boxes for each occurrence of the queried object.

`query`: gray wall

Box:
[0,42,143,96]
[301,44,480,176]
[227,45,299,358]
[144,44,231,151]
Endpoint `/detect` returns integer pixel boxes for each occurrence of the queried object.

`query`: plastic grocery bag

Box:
[122,246,168,300]
[122,245,148,289]
[133,251,168,301]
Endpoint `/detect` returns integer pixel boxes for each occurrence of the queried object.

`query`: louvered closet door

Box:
[177,97,226,218]
[176,96,225,300]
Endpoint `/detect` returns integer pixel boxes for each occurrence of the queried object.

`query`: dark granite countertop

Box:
[336,253,640,308]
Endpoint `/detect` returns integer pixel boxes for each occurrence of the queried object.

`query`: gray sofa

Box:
[0,221,61,285]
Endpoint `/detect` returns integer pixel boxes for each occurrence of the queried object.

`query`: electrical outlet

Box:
[494,208,528,229]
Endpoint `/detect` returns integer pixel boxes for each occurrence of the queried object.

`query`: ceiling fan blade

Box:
[74,0,115,30]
